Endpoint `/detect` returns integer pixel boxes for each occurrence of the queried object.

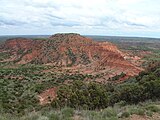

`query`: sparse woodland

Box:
[0,35,160,120]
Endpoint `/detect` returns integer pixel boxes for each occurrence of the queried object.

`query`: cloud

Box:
[0,0,160,37]
[0,17,26,26]
[117,0,144,5]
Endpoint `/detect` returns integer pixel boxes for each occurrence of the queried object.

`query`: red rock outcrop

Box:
[0,33,143,77]
[38,87,57,105]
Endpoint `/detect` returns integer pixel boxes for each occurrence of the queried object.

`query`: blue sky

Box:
[0,0,160,38]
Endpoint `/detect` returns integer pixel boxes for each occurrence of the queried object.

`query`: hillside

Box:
[0,57,160,119]
[0,33,142,80]
[0,34,160,120]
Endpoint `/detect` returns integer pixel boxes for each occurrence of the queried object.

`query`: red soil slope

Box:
[0,33,143,77]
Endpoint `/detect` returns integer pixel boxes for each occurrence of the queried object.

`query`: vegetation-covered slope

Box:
[0,62,160,120]
[0,34,160,120]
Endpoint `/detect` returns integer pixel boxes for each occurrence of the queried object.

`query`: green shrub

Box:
[121,111,130,118]
[129,108,138,115]
[114,101,126,107]
[146,111,153,117]
[25,115,39,120]
[107,117,118,120]
[102,107,117,118]
[145,105,160,112]
[135,108,145,115]
[61,107,74,118]
[37,116,48,120]
[129,107,145,115]
[85,111,101,120]
[49,113,59,120]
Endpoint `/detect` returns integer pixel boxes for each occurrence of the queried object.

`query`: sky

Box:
[0,0,160,37]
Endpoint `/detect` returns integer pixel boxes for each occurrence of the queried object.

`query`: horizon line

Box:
[0,34,160,39]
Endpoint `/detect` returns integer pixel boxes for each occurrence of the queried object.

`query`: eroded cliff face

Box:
[4,38,33,50]
[0,33,143,78]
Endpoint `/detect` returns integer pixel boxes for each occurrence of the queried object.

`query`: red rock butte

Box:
[0,33,143,78]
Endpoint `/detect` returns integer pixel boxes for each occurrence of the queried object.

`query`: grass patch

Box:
[61,107,74,118]
[49,113,60,120]
[101,107,117,118]
[145,105,160,113]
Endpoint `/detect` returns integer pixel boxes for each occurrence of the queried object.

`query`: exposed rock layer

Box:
[0,33,142,77]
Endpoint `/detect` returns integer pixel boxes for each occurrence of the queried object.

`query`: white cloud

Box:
[0,0,160,37]
[117,0,144,5]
